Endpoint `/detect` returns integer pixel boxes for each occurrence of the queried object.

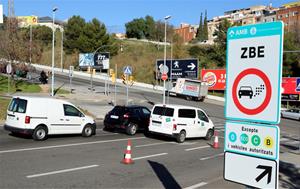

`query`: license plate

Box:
[110,115,119,119]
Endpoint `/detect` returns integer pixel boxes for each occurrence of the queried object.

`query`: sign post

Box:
[224,22,284,189]
[6,64,12,94]
[123,66,132,105]
[69,66,74,93]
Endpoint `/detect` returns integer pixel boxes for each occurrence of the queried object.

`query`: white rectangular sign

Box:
[0,5,3,24]
[225,22,284,124]
[225,121,279,160]
[224,152,278,189]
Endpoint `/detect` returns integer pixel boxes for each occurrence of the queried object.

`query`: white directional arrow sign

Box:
[187,63,196,70]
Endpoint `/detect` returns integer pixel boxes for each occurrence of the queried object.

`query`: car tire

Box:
[32,126,48,141]
[82,124,94,137]
[126,123,138,135]
[205,129,214,140]
[176,130,186,143]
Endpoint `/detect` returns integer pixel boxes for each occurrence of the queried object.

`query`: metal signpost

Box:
[6,64,12,94]
[123,66,132,105]
[156,59,198,80]
[224,22,284,189]
[69,66,74,93]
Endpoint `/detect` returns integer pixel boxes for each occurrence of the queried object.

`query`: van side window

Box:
[8,98,27,113]
[178,109,196,118]
[153,106,174,117]
[63,104,83,117]
[197,110,209,122]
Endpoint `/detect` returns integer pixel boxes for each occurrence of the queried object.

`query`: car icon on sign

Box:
[239,86,253,99]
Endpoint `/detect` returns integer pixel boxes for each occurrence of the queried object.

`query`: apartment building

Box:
[174,23,198,43]
[276,2,300,32]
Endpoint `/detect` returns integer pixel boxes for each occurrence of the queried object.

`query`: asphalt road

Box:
[0,72,299,188]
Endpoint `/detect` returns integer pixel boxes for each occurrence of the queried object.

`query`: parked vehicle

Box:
[148,104,214,143]
[4,96,96,140]
[103,105,151,135]
[238,86,253,99]
[281,108,300,121]
[167,78,208,101]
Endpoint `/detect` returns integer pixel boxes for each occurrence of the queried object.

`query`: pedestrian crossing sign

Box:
[123,66,132,75]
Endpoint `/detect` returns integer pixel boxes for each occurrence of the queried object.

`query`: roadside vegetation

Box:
[0,75,41,93]
[0,97,10,120]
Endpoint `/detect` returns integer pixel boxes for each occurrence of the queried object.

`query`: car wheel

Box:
[126,123,138,135]
[176,130,186,143]
[32,126,48,141]
[205,129,214,140]
[82,124,93,137]
[186,96,192,101]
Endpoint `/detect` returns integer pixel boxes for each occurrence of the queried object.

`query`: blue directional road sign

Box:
[156,59,198,80]
[123,66,132,75]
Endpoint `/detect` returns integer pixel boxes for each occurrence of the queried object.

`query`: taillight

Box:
[173,124,177,131]
[25,116,30,124]
[124,113,130,119]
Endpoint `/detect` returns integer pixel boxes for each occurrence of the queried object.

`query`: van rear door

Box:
[6,98,28,129]
[150,106,174,135]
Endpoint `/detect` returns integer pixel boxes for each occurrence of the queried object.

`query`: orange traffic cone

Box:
[121,140,134,164]
[213,131,219,149]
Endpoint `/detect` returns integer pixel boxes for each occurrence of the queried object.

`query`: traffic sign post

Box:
[156,59,198,80]
[123,66,133,105]
[6,64,12,94]
[225,22,284,124]
[224,22,283,189]
[224,152,277,189]
[69,66,74,93]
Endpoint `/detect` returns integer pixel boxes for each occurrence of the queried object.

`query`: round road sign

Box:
[6,64,12,74]
[232,68,271,115]
[161,73,168,81]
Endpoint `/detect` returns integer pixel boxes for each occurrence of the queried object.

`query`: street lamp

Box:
[163,15,171,104]
[51,6,58,96]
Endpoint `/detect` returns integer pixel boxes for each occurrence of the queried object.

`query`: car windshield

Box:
[240,86,252,90]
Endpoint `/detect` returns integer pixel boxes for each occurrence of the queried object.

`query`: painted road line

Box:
[183,182,207,189]
[135,142,174,148]
[0,137,146,154]
[27,165,99,178]
[185,145,210,151]
[178,142,198,146]
[200,153,224,161]
[132,153,168,160]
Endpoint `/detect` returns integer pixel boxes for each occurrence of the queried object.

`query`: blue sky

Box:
[0,0,294,33]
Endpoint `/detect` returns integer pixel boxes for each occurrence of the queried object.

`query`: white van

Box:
[148,104,214,143]
[4,96,96,140]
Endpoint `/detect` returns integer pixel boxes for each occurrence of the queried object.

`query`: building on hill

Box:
[207,15,232,44]
[174,23,198,43]
[276,3,300,32]
[16,15,64,31]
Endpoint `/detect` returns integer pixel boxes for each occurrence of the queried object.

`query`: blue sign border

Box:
[224,120,279,161]
[225,22,284,124]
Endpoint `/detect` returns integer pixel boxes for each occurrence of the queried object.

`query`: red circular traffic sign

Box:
[232,68,272,115]
[161,73,168,81]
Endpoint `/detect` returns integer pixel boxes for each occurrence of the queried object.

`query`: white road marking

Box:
[178,142,198,146]
[132,153,168,160]
[135,142,174,148]
[183,182,207,189]
[0,137,146,154]
[185,145,210,151]
[200,153,223,161]
[27,165,99,178]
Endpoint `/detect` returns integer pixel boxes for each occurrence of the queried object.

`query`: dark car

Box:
[238,86,253,99]
[103,105,151,135]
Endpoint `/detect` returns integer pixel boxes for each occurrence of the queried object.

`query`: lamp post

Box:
[51,7,58,96]
[163,15,171,105]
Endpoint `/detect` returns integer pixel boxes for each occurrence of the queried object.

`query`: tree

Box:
[145,15,156,40]
[213,18,232,48]
[203,10,208,41]
[172,34,187,59]
[196,13,203,40]
[64,16,112,54]
[125,18,146,39]
[283,31,300,76]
